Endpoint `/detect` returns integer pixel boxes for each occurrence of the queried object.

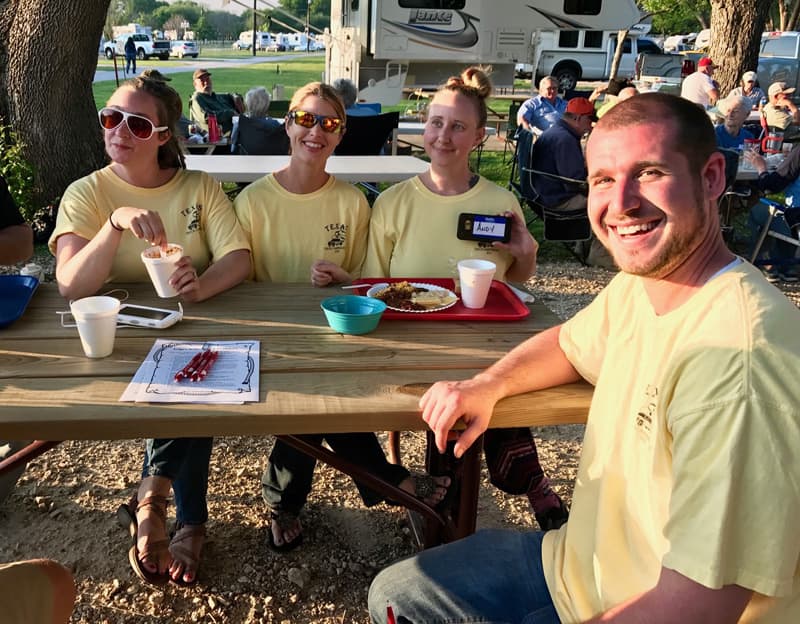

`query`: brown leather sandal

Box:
[169,522,206,586]
[127,494,170,586]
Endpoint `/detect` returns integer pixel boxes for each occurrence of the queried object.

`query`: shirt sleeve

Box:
[756,145,800,192]
[345,191,370,279]
[362,193,394,278]
[48,180,103,255]
[199,174,251,262]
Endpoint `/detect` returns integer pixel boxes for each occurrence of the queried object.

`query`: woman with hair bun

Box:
[364,66,568,530]
[49,74,251,586]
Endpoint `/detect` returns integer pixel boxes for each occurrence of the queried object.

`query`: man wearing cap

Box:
[727,71,765,110]
[763,81,800,138]
[189,69,244,135]
[680,56,719,108]
[527,97,595,214]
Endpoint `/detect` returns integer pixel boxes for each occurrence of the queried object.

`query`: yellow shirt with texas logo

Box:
[233,173,369,283]
[49,166,249,282]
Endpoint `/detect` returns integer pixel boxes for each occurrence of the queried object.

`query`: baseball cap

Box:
[768,81,795,98]
[698,57,715,68]
[193,68,211,80]
[741,71,757,83]
[565,97,597,120]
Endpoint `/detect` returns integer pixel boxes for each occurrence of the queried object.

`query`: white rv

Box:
[325,0,643,105]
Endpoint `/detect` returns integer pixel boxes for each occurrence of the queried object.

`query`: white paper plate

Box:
[367,282,459,313]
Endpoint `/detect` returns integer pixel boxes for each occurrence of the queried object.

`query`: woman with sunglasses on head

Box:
[234,82,449,552]
[363,67,568,531]
[49,75,251,586]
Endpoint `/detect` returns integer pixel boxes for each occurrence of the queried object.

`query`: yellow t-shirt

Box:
[49,167,249,282]
[547,262,800,623]
[362,176,523,279]
[233,173,369,283]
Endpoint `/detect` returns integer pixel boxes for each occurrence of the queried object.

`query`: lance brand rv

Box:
[325,0,643,105]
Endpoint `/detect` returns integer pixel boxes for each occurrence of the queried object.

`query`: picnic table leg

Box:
[422,431,483,547]
[0,440,62,476]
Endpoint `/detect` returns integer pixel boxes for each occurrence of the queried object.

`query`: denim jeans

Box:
[142,437,212,525]
[368,529,560,624]
[750,202,799,265]
[262,433,410,514]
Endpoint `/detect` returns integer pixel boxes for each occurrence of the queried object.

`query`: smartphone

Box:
[117,303,183,329]
[457,213,512,243]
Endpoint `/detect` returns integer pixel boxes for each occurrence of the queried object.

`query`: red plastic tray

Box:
[355,278,530,321]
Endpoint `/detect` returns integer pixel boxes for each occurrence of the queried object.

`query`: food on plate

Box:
[373,281,457,311]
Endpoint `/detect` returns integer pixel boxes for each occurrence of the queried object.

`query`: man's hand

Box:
[419,375,503,457]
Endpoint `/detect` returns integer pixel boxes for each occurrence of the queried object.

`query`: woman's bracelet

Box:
[109,213,124,232]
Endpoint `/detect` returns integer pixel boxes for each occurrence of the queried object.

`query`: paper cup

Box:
[457,259,496,309]
[141,244,183,298]
[70,296,120,358]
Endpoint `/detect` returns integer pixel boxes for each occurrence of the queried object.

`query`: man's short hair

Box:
[332,78,358,108]
[538,76,558,92]
[606,77,634,96]
[597,93,716,174]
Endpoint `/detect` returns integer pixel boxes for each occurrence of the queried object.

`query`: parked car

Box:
[232,39,251,50]
[170,40,199,58]
[266,41,286,52]
[105,33,171,60]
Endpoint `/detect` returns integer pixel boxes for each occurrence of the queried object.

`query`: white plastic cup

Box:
[69,296,120,358]
[141,244,183,298]
[457,259,497,309]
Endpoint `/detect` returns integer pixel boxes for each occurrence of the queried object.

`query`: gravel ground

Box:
[1,253,797,623]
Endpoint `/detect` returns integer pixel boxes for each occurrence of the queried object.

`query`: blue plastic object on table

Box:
[320,295,386,335]
[0,275,39,328]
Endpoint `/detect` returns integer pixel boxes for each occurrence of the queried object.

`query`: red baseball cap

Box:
[698,57,715,68]
[565,97,597,120]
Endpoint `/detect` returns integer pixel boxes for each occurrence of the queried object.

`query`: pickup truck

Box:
[516,30,662,91]
[104,33,171,61]
[636,32,800,100]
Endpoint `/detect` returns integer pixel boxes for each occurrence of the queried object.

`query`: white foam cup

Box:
[69,296,120,358]
[457,259,497,309]
[141,244,183,298]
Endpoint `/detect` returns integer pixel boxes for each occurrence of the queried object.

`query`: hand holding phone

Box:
[456,213,512,244]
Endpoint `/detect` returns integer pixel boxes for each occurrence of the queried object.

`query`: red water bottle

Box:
[207,113,220,143]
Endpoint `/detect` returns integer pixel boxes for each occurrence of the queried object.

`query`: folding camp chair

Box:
[749,197,800,271]
[509,128,592,263]
[717,148,751,243]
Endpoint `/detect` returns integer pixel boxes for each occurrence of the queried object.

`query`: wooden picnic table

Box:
[0,281,592,546]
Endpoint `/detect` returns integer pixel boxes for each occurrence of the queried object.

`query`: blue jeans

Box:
[368,529,560,624]
[142,437,212,525]
[749,203,800,266]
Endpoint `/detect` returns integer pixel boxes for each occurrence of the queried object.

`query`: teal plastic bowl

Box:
[320,295,386,335]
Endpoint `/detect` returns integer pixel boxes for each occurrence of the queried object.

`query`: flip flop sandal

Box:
[169,523,206,586]
[127,494,170,586]
[266,510,304,553]
[411,471,456,511]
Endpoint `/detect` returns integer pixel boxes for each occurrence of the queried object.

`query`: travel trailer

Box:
[325,0,643,105]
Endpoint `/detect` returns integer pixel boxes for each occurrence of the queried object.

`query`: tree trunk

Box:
[0,0,109,208]
[608,29,629,82]
[787,0,800,31]
[778,0,788,30]
[708,0,773,97]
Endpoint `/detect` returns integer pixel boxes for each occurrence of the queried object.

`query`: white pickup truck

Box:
[516,31,662,91]
[104,33,171,61]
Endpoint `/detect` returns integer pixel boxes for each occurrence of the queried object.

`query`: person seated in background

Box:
[0,559,75,623]
[332,78,379,117]
[594,78,638,119]
[680,56,718,109]
[0,174,34,508]
[517,75,566,135]
[189,68,244,135]
[714,95,754,149]
[230,86,283,154]
[763,81,800,140]
[743,144,800,282]
[727,70,765,110]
